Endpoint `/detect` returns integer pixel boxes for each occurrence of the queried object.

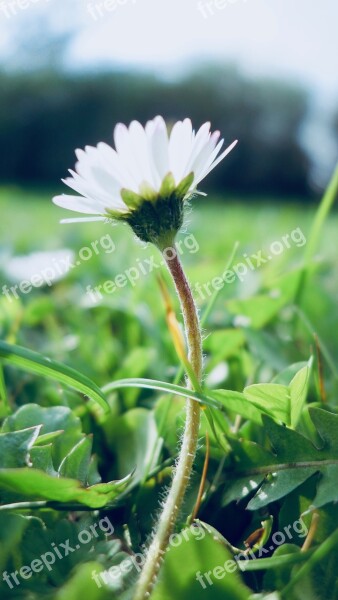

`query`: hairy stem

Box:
[133,244,203,600]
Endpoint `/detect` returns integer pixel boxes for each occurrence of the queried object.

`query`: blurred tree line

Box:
[0,63,314,196]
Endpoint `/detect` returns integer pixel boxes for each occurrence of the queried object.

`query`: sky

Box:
[0,0,337,102]
[71,0,338,101]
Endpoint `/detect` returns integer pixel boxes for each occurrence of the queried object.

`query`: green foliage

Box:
[0,187,337,599]
[222,407,338,510]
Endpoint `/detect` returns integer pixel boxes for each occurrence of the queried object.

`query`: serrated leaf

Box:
[30,444,57,475]
[247,469,317,510]
[2,404,84,469]
[223,408,338,509]
[0,427,41,468]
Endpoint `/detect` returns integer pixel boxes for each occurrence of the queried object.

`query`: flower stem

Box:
[133,244,203,600]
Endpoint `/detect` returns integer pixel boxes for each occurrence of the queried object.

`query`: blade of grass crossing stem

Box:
[102,378,226,412]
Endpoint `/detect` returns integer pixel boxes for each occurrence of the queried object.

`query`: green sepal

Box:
[138,180,158,202]
[176,172,194,198]
[120,188,144,210]
[159,172,176,198]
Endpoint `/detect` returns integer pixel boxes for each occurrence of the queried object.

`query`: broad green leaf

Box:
[0,340,109,412]
[243,383,290,424]
[242,358,312,427]
[248,468,317,510]
[210,389,264,425]
[311,465,338,511]
[223,408,338,510]
[152,526,251,600]
[0,468,132,508]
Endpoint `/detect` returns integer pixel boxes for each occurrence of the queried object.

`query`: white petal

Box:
[183,123,211,170]
[169,120,193,183]
[60,216,107,224]
[96,142,136,189]
[53,194,104,214]
[146,116,170,185]
[128,120,157,189]
[191,135,224,186]
[114,123,141,190]
[63,173,110,205]
[195,139,238,185]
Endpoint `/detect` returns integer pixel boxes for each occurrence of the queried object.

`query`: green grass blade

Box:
[295,162,338,306]
[0,341,109,412]
[0,362,10,417]
[102,377,226,412]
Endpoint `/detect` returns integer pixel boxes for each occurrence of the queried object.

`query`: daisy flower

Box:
[53,116,237,248]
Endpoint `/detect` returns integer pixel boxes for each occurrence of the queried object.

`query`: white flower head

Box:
[53,116,237,247]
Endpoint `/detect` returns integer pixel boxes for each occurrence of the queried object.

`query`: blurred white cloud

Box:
[73,0,338,100]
